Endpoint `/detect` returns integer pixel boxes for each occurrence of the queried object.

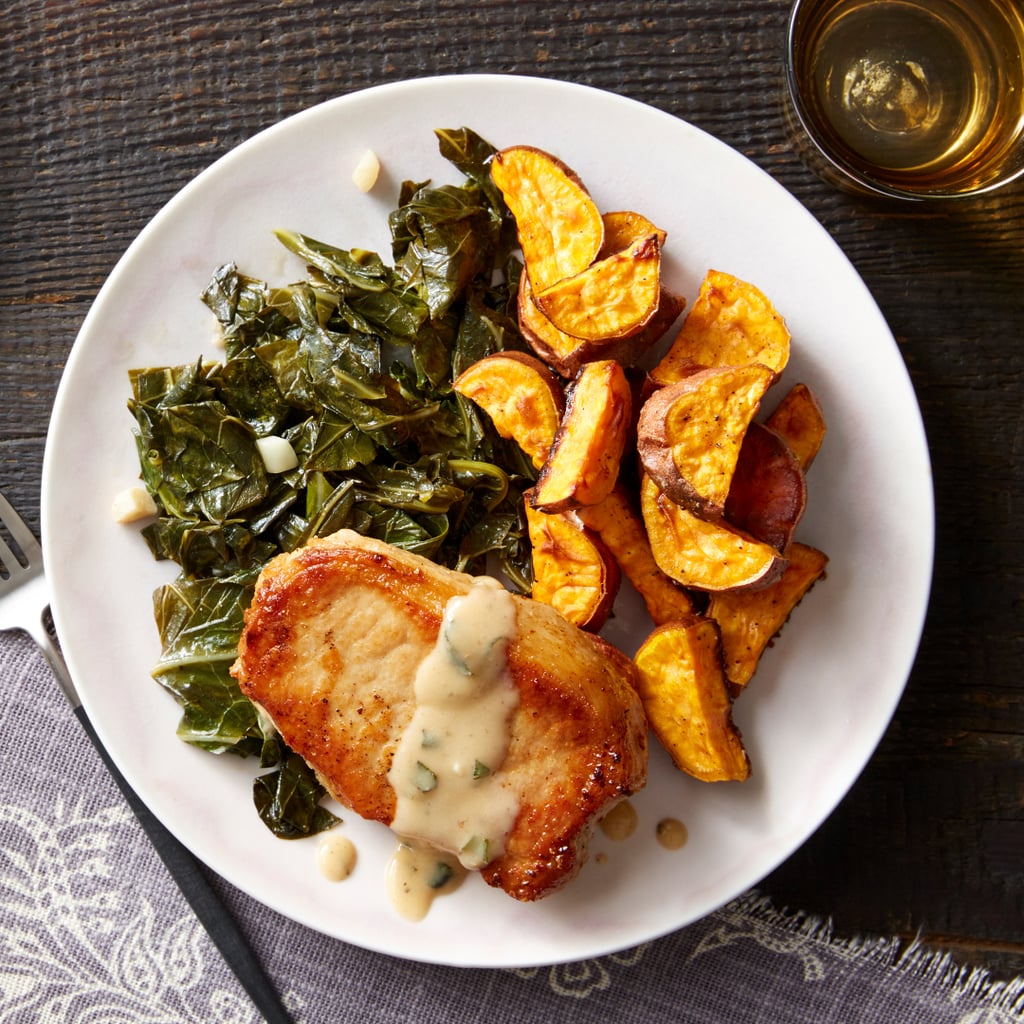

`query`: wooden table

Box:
[3,0,1022,979]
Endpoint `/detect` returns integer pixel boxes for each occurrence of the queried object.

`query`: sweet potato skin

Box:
[637,364,774,519]
[724,422,807,553]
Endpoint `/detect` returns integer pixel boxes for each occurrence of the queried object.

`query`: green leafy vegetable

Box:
[129,127,534,841]
[427,860,455,889]
[413,762,439,793]
[253,754,340,839]
[151,574,280,759]
[460,834,489,867]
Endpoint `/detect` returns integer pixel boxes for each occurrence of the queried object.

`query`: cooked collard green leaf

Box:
[253,754,340,839]
[390,182,501,321]
[130,400,270,524]
[151,574,277,757]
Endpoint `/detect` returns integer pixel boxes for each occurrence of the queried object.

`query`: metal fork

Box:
[0,491,294,1024]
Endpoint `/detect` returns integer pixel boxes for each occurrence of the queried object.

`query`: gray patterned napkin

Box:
[1,629,1021,1024]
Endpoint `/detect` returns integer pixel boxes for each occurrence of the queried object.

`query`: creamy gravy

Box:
[599,799,638,841]
[387,577,520,872]
[316,833,357,881]
[655,817,689,851]
[386,839,467,921]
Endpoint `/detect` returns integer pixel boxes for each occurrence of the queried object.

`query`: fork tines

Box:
[0,492,42,583]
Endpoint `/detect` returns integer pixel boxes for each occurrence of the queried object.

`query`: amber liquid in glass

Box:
[790,0,1024,195]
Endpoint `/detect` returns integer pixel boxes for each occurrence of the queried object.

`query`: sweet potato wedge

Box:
[651,269,790,385]
[517,272,594,377]
[453,351,565,469]
[524,493,620,632]
[765,382,826,472]
[708,542,828,688]
[534,233,662,343]
[637,363,774,519]
[576,485,696,625]
[519,272,685,378]
[633,618,750,782]
[597,210,667,258]
[724,421,807,553]
[640,474,784,592]
[490,145,604,292]
[531,360,632,513]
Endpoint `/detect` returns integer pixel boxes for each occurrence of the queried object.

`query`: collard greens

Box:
[128,128,535,838]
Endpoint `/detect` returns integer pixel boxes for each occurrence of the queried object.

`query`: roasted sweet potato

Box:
[519,272,685,379]
[576,485,696,625]
[524,494,620,632]
[453,352,565,469]
[637,363,774,519]
[708,542,828,687]
[517,272,593,376]
[765,382,826,472]
[534,233,662,343]
[597,210,667,258]
[651,269,790,385]
[490,146,604,292]
[640,474,784,592]
[531,360,632,513]
[724,422,807,553]
[633,618,750,782]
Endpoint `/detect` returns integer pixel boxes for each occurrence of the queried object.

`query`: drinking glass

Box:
[785,0,1024,199]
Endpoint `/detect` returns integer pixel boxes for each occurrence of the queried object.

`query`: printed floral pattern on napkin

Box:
[0,640,272,1023]
[0,795,252,1022]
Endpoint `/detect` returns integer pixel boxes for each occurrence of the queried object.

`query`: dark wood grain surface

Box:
[3,0,1022,979]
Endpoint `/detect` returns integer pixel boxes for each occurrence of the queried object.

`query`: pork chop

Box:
[231,529,648,901]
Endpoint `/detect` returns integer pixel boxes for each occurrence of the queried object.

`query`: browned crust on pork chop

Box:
[231,529,648,900]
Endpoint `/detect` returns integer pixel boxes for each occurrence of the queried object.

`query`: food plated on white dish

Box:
[42,75,933,968]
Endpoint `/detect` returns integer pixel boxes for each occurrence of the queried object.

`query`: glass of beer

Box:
[785,0,1024,199]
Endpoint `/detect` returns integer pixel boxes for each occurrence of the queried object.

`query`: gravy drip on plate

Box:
[386,839,467,921]
[656,817,689,851]
[387,577,520,884]
[599,799,638,841]
[317,833,357,881]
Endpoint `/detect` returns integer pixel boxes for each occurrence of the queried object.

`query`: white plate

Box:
[42,75,933,968]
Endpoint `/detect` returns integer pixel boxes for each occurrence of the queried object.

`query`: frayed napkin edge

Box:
[734,890,1024,1016]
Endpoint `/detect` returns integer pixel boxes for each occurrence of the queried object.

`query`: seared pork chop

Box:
[231,529,648,901]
